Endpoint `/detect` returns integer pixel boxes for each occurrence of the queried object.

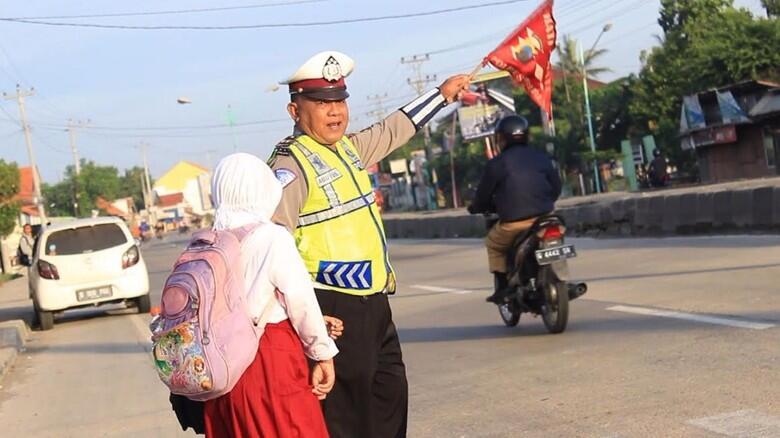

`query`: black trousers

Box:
[315,289,408,438]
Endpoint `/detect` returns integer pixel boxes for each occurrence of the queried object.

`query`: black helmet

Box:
[495,115,529,150]
[653,148,661,158]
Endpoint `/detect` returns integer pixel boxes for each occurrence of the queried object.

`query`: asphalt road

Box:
[1,235,779,437]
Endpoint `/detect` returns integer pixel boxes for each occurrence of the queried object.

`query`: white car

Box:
[28,217,150,330]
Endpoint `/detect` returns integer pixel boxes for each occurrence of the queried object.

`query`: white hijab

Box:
[211,153,282,230]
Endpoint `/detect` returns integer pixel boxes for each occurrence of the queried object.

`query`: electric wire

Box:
[0,1,533,30]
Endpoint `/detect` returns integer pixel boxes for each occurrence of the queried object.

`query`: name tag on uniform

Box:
[316,168,342,187]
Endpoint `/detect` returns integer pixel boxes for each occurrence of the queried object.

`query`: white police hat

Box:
[280,51,354,100]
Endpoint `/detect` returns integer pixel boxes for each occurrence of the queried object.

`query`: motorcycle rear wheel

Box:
[498,303,521,327]
[541,281,569,334]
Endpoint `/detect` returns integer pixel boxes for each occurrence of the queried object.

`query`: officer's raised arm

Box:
[350,74,471,167]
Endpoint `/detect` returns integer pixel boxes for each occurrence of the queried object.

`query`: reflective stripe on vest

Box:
[298,192,376,227]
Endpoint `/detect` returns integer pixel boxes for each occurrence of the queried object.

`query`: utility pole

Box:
[67,119,89,216]
[66,119,90,175]
[580,43,601,194]
[448,112,459,209]
[365,93,388,123]
[3,85,47,223]
[401,54,437,160]
[139,142,154,214]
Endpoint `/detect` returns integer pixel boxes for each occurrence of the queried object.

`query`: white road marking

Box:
[411,284,474,295]
[688,410,780,437]
[607,305,776,330]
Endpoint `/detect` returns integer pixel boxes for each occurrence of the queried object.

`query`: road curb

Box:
[0,319,31,383]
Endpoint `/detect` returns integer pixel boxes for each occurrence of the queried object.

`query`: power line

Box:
[564,0,651,36]
[0,0,531,30]
[1,0,326,20]
[37,117,290,132]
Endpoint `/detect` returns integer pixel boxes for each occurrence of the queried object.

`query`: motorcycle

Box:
[485,214,587,334]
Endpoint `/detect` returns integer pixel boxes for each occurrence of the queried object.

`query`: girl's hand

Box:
[311,359,335,400]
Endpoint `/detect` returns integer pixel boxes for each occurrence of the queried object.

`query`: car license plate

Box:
[76,286,113,302]
[535,245,577,265]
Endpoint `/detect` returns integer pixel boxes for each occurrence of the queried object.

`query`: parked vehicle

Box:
[486,214,586,334]
[28,217,150,330]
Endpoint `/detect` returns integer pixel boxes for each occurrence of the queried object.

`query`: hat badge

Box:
[322,56,342,82]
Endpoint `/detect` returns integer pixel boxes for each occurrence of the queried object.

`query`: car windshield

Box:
[44,223,128,256]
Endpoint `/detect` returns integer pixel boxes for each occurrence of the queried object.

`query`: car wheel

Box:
[135,293,151,314]
[37,309,54,331]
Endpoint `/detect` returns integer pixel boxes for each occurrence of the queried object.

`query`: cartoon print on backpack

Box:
[152,319,213,394]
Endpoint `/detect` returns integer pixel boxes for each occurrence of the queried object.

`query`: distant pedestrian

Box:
[202,153,340,438]
[17,224,34,267]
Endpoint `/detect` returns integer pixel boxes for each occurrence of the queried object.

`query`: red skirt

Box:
[204,320,329,438]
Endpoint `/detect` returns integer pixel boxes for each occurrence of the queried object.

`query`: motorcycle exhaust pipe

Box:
[568,283,588,300]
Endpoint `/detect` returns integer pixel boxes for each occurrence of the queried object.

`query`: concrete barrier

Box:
[0,319,30,382]
[383,185,780,239]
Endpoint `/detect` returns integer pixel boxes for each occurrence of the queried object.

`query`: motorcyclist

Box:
[648,149,669,188]
[467,115,562,304]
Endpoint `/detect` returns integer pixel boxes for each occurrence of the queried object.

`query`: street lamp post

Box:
[580,23,612,194]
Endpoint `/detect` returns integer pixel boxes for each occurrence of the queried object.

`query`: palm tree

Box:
[556,35,611,78]
[556,35,610,107]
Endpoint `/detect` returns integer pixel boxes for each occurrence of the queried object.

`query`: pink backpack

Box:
[150,225,272,401]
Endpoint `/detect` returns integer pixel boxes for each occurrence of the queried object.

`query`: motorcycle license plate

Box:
[535,245,577,265]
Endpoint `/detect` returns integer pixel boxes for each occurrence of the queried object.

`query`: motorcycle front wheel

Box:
[541,280,569,334]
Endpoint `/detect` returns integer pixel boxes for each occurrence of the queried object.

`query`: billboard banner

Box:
[458,104,504,141]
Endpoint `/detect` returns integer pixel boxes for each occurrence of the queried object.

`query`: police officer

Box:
[268,51,469,438]
[468,115,562,303]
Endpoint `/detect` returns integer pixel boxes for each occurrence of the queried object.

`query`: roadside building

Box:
[680,80,780,182]
[1,167,41,273]
[151,161,212,228]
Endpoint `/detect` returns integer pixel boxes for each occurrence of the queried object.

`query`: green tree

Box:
[762,0,780,17]
[658,0,733,35]
[42,181,75,218]
[631,1,780,172]
[556,35,611,79]
[42,160,125,217]
[0,160,21,238]
[591,76,637,152]
[119,167,151,212]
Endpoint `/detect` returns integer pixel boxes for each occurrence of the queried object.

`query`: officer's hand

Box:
[323,315,344,340]
[440,74,471,103]
[311,359,336,400]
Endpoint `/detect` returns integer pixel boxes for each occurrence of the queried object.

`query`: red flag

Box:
[485,0,557,115]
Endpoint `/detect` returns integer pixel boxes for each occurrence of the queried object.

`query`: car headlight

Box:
[122,245,140,269]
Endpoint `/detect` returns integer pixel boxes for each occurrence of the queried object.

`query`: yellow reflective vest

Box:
[289,134,395,295]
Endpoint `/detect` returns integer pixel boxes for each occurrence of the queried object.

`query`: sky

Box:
[0,0,769,183]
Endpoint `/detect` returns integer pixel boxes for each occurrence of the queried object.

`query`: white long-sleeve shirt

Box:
[239,222,338,361]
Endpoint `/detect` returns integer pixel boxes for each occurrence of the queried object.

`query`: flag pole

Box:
[467,59,488,82]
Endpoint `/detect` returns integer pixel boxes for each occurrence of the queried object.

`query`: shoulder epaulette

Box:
[274,136,296,155]
[267,136,296,165]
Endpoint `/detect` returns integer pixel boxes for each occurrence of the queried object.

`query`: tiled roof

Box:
[158,192,184,207]
[96,196,128,217]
